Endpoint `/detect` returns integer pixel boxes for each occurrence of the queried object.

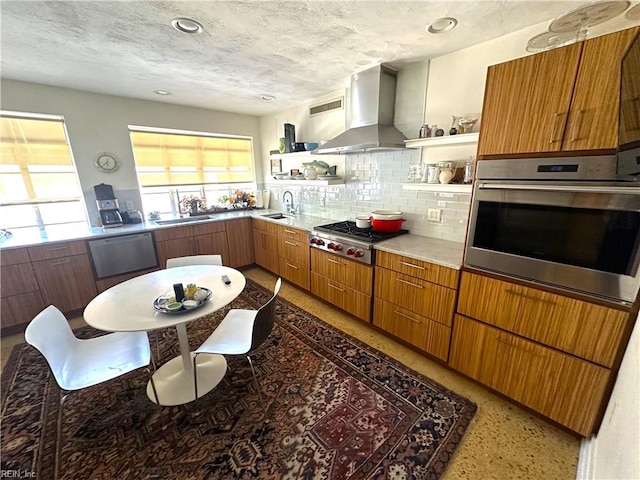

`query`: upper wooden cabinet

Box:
[478,27,639,158]
[619,30,640,146]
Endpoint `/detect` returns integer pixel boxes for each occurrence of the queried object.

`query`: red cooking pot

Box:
[371,218,405,233]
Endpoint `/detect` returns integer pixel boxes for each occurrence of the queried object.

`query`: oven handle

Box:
[478,183,640,195]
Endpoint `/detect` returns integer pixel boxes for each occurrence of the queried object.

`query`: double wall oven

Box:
[466,156,640,305]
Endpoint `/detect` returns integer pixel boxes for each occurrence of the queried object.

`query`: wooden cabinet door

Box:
[449,315,610,436]
[1,291,46,330]
[194,231,230,263]
[373,297,450,361]
[253,228,279,274]
[457,272,629,367]
[311,249,373,294]
[375,267,456,326]
[225,218,254,267]
[562,28,639,151]
[32,254,97,312]
[477,43,581,157]
[280,257,310,291]
[311,272,370,321]
[620,31,640,146]
[155,238,196,269]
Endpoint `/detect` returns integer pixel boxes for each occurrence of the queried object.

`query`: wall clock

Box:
[95,153,120,173]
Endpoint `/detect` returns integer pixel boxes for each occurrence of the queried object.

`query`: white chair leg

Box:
[193,353,199,399]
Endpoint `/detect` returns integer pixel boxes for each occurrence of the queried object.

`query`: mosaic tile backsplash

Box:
[261,149,471,243]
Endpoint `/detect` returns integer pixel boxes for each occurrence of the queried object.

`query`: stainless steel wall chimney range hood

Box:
[315,64,407,154]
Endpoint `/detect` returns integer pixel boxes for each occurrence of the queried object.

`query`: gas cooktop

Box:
[314,220,408,243]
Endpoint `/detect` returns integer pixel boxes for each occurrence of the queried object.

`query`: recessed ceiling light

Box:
[171,17,204,34]
[261,94,276,101]
[153,90,172,96]
[426,17,458,34]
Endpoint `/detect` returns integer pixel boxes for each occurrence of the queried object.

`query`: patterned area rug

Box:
[1,279,476,479]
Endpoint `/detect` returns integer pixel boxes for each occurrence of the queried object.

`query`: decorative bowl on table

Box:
[154,287,212,314]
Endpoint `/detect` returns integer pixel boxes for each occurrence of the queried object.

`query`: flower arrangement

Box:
[180,195,206,213]
[219,189,256,208]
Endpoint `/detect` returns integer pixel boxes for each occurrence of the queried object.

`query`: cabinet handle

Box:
[549,112,563,143]
[394,309,420,323]
[51,259,71,266]
[328,282,345,292]
[505,288,556,305]
[399,261,427,270]
[285,262,299,270]
[396,278,424,289]
[284,240,297,247]
[327,258,343,265]
[283,229,297,235]
[570,110,583,142]
[48,246,69,251]
[495,336,542,356]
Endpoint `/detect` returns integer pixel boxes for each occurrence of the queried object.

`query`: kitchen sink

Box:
[261,213,293,220]
[155,216,212,225]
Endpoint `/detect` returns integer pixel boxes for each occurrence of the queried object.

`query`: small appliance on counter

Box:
[94,183,123,228]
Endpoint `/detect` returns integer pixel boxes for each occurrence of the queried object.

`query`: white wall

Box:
[1,80,261,225]
[578,315,640,480]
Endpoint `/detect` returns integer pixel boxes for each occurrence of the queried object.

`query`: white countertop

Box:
[1,209,466,269]
[374,234,465,270]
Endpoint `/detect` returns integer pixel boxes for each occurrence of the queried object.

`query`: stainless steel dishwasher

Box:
[88,232,158,279]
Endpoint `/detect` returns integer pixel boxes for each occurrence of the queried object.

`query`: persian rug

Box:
[1,279,476,479]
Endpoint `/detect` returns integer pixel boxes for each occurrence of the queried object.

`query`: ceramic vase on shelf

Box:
[438,163,454,184]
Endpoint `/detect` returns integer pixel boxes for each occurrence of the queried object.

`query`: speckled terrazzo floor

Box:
[1,266,581,479]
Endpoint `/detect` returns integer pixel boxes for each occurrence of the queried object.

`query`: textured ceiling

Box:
[0,1,635,116]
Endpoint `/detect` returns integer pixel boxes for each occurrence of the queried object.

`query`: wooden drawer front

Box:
[373,297,450,361]
[28,240,87,261]
[1,291,46,330]
[376,250,459,288]
[276,224,308,243]
[192,221,227,236]
[1,263,39,297]
[311,272,371,321]
[279,257,310,290]
[449,315,610,436]
[153,225,194,242]
[32,255,97,312]
[1,248,31,266]
[375,267,455,327]
[458,272,628,367]
[311,249,373,295]
[277,237,310,268]
[252,218,280,235]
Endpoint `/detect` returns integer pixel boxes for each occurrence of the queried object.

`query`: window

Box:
[0,112,87,238]
[129,126,256,215]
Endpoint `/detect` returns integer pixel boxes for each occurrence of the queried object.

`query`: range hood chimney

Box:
[315,64,407,154]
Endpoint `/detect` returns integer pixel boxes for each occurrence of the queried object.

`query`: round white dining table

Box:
[83,265,246,406]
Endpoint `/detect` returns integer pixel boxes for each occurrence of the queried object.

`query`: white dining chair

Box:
[166,254,223,268]
[192,278,282,419]
[25,305,158,477]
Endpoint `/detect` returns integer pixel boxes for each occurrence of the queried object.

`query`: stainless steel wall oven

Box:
[466,156,640,305]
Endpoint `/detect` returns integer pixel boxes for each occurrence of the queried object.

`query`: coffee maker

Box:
[94,183,123,228]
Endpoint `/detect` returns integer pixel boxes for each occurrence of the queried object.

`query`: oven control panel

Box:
[309,235,372,264]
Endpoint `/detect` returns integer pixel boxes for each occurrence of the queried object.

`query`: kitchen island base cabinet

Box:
[449,315,610,437]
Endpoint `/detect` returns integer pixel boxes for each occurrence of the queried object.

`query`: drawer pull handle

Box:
[285,263,299,270]
[549,112,563,143]
[327,258,343,265]
[394,310,420,323]
[396,278,424,289]
[51,259,71,266]
[399,261,426,270]
[570,110,583,142]
[328,282,344,292]
[284,241,297,246]
[283,229,297,235]
[48,246,69,251]
[505,288,556,305]
[495,336,542,356]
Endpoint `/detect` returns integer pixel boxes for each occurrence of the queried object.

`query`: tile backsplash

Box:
[261,149,471,243]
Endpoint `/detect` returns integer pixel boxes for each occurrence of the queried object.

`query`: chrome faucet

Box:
[282,190,296,214]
